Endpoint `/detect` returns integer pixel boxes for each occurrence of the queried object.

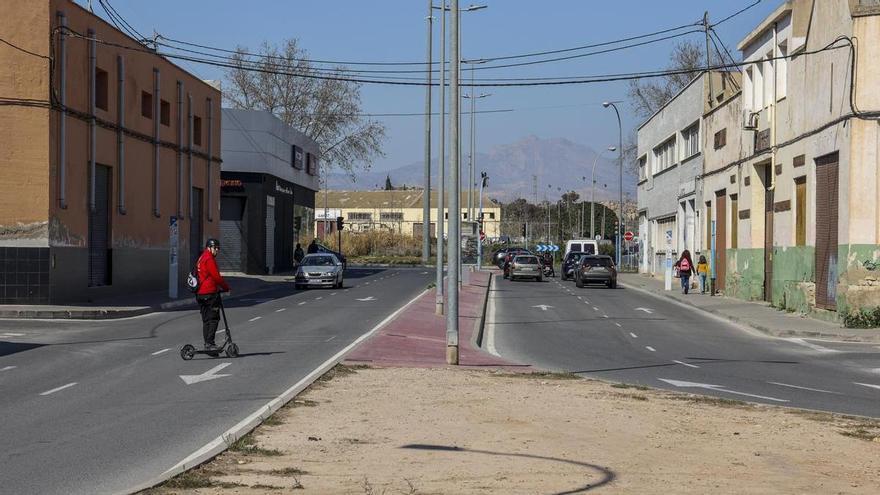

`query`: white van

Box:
[564,239,599,259]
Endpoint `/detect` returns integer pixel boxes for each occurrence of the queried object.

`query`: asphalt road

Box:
[0,268,432,495]
[486,273,880,418]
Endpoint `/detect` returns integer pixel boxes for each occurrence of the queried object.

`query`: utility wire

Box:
[710,0,763,28]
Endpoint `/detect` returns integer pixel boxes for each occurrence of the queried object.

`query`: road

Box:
[0,268,432,495]
[486,273,880,418]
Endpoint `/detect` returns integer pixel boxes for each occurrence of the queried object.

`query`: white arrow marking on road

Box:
[298,301,307,306]
[673,360,700,369]
[615,323,622,328]
[357,296,376,302]
[635,307,654,314]
[593,307,599,311]
[659,378,789,402]
[768,382,839,394]
[151,348,171,356]
[1,365,16,371]
[40,382,78,396]
[645,346,656,352]
[180,363,232,385]
[275,308,287,313]
[854,382,880,391]
[532,304,553,311]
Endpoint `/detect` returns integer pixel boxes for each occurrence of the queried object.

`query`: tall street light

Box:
[446,0,461,365]
[431,2,486,316]
[590,145,617,239]
[603,101,624,267]
[477,171,488,270]
[422,0,433,266]
[464,59,489,225]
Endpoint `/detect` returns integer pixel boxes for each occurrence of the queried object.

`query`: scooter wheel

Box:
[226,343,240,358]
[180,344,196,361]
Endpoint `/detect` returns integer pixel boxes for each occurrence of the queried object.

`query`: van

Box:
[564,239,599,259]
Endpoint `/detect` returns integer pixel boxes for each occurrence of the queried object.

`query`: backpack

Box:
[186,257,201,293]
[679,258,691,273]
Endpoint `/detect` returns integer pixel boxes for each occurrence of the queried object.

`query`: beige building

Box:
[699,0,880,318]
[0,1,221,303]
[315,190,502,240]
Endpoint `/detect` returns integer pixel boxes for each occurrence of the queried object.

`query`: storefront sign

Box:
[275,181,293,196]
[221,179,244,191]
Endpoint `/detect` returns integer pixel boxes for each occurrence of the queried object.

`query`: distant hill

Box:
[327,135,637,202]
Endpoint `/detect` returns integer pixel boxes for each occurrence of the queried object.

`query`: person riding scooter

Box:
[196,238,230,352]
[541,252,555,278]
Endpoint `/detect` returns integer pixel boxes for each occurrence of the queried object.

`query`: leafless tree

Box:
[224,39,386,177]
[626,40,712,121]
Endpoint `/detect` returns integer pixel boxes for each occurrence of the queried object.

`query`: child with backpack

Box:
[697,255,710,294]
[675,250,695,295]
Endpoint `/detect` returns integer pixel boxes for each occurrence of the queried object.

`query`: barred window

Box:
[380,212,403,222]
[349,212,372,221]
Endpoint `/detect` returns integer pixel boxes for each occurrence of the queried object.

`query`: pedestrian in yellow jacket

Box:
[697,255,710,294]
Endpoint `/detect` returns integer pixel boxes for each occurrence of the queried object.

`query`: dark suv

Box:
[575,255,617,289]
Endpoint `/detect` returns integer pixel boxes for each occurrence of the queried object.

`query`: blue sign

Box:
[535,244,559,253]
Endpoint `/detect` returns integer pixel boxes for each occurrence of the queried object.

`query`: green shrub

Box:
[843,307,880,328]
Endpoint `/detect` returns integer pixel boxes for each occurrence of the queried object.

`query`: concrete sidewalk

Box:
[619,272,880,342]
[345,269,522,368]
[0,271,297,319]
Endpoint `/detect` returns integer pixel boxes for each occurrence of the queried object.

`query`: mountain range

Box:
[327,135,638,203]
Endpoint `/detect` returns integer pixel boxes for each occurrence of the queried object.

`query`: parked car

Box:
[315,244,346,269]
[575,255,617,289]
[561,251,586,281]
[509,254,543,282]
[295,253,344,289]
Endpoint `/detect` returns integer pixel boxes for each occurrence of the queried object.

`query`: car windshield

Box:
[583,257,612,268]
[303,255,336,266]
[515,256,539,264]
[582,244,596,254]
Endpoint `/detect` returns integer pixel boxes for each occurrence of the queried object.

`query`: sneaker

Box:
[204,343,219,351]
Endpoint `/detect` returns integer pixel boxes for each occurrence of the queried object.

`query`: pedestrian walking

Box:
[674,249,695,295]
[196,238,230,351]
[697,255,710,294]
[294,243,305,266]
[307,238,319,254]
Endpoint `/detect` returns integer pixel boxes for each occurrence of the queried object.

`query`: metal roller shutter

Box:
[218,196,244,272]
[815,154,839,310]
[89,165,111,287]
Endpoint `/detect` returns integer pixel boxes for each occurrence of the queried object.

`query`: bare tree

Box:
[626,40,711,121]
[224,39,386,177]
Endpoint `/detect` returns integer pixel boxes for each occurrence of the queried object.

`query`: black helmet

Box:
[206,238,221,249]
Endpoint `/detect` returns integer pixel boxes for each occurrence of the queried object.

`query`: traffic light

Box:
[336,216,345,231]
[521,223,527,237]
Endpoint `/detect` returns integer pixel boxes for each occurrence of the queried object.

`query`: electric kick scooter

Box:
[180,292,240,360]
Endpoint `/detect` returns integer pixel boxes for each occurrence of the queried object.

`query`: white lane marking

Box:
[768,382,840,394]
[576,296,582,300]
[634,307,654,314]
[854,382,880,391]
[645,346,656,352]
[248,316,262,322]
[593,307,599,311]
[275,308,287,313]
[533,304,553,311]
[330,292,338,296]
[615,323,622,328]
[673,360,700,369]
[486,275,501,357]
[40,382,78,396]
[659,378,789,403]
[298,301,307,306]
[160,287,430,483]
[325,336,336,342]
[1,365,17,371]
[357,296,376,302]
[0,332,25,337]
[602,315,609,319]
[629,332,638,338]
[315,297,324,301]
[785,338,840,353]
[180,363,232,385]
[216,329,226,334]
[151,348,171,356]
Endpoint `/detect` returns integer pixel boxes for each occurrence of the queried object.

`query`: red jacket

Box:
[196,249,230,295]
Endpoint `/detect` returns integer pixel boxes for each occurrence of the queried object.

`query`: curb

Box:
[471,273,493,349]
[620,279,880,343]
[125,287,429,495]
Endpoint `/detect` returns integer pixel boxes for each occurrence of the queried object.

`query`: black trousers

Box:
[197,293,222,345]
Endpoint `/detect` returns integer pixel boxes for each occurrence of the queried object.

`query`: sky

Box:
[78,0,780,174]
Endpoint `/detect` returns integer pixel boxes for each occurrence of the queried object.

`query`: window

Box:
[380,212,403,222]
[777,41,788,99]
[652,136,676,174]
[714,129,727,149]
[141,91,153,119]
[95,68,108,111]
[480,212,496,219]
[462,212,468,220]
[730,195,738,249]
[193,116,202,145]
[654,217,676,253]
[763,54,773,108]
[291,145,304,169]
[744,66,754,111]
[349,212,372,222]
[681,123,699,159]
[795,177,806,246]
[160,100,170,126]
[638,155,647,181]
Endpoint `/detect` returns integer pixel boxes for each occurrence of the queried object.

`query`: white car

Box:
[295,254,344,289]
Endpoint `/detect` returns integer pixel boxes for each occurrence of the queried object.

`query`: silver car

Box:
[295,254,344,289]
[510,255,543,282]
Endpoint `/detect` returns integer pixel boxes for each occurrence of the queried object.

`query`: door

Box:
[715,191,727,293]
[764,166,774,302]
[815,153,839,310]
[88,165,111,287]
[218,196,244,272]
[266,196,276,274]
[190,187,204,265]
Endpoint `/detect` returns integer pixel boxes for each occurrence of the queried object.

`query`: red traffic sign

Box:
[479,231,486,241]
[624,231,634,242]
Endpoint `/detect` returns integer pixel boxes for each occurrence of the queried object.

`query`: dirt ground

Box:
[147,365,880,495]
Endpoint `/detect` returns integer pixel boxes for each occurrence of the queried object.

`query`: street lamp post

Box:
[603,101,624,267]
[446,0,461,365]
[422,0,433,266]
[477,171,488,270]
[590,145,617,239]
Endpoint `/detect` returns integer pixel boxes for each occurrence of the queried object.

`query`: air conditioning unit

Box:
[742,109,759,130]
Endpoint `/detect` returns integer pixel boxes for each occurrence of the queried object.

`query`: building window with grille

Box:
[652,137,676,175]
[349,212,372,222]
[681,123,699,160]
[714,128,727,149]
[380,212,403,222]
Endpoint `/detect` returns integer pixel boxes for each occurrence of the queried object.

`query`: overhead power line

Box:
[710,0,763,28]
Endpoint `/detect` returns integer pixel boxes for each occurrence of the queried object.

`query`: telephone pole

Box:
[422,0,432,265]
[446,0,460,365]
